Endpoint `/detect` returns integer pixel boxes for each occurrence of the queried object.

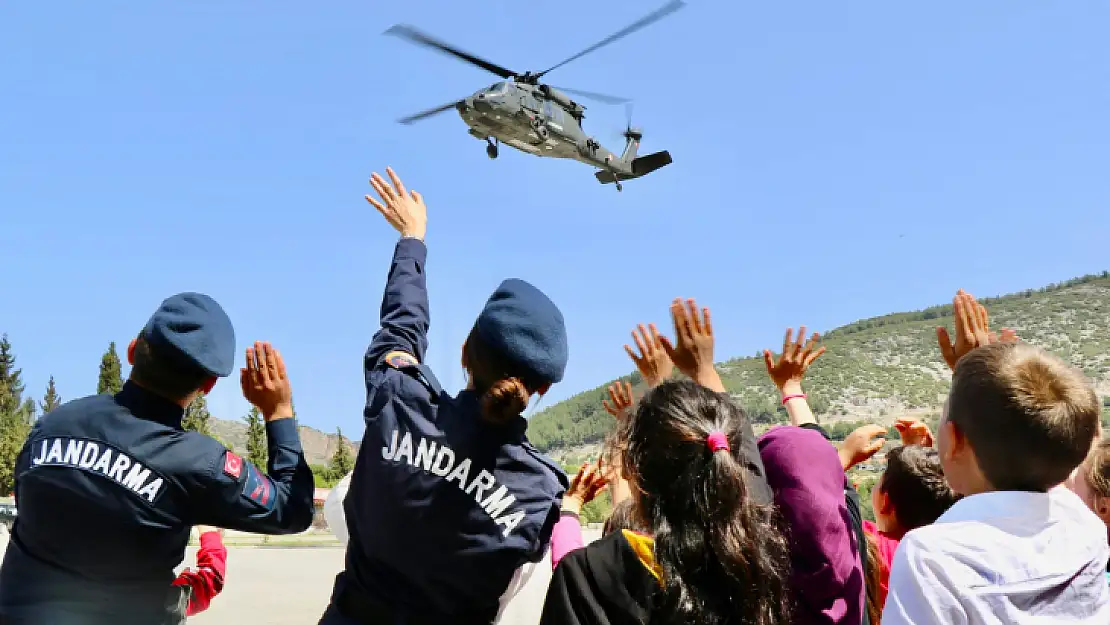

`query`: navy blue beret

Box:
[474,279,568,384]
[141,292,236,378]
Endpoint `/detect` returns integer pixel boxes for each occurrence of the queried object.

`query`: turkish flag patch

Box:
[223,452,243,479]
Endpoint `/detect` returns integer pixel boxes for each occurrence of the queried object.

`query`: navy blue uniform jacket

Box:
[0,384,315,624]
[328,237,567,625]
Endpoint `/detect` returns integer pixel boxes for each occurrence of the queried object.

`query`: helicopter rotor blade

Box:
[385,24,518,79]
[557,87,631,105]
[535,0,685,78]
[398,100,462,125]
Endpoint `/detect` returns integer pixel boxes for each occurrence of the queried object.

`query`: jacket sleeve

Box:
[550,513,585,570]
[190,418,316,534]
[366,238,430,371]
[176,531,228,616]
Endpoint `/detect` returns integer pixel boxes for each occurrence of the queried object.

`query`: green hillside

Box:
[529,273,1110,458]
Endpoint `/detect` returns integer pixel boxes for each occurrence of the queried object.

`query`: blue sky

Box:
[2,1,1107,437]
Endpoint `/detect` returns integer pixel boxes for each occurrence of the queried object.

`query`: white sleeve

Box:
[881,534,967,625]
[493,548,553,625]
[324,471,353,547]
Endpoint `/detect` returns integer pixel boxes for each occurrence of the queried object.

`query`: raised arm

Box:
[762,326,825,427]
[193,343,314,534]
[364,167,431,368]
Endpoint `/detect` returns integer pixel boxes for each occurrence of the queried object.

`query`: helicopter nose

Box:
[473,97,495,114]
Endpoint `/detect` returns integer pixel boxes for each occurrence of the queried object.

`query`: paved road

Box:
[0,529,602,624]
[187,545,345,625]
[190,529,602,624]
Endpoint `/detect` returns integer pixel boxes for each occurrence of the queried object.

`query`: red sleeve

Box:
[172,531,228,616]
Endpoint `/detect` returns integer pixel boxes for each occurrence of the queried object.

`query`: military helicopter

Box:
[385,0,685,191]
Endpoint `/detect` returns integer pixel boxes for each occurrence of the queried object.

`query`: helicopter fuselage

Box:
[456,81,631,173]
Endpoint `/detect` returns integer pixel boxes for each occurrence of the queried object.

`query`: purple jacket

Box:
[759,426,864,625]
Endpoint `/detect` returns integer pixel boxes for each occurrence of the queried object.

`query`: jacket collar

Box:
[116,381,186,429]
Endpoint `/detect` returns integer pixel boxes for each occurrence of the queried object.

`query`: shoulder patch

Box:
[385,351,419,369]
[223,452,243,479]
[242,464,274,509]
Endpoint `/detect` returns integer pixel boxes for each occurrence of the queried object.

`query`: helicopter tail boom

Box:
[595,150,672,185]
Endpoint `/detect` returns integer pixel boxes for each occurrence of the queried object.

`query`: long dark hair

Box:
[619,380,791,625]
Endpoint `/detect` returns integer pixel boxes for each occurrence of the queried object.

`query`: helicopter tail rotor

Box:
[616,103,643,142]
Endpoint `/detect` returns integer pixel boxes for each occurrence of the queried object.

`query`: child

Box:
[1065,437,1110,581]
[866,443,959,604]
[840,419,961,609]
[541,380,790,625]
[166,526,227,623]
[541,300,786,625]
[883,302,1110,623]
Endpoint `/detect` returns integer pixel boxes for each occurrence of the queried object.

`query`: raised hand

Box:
[366,167,427,240]
[659,298,717,386]
[240,341,294,422]
[763,326,825,393]
[562,461,609,516]
[839,424,887,471]
[996,327,1020,344]
[936,289,1010,370]
[894,416,934,448]
[624,323,674,387]
[602,381,634,421]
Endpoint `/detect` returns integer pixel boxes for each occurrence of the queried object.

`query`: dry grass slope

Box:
[528,273,1110,458]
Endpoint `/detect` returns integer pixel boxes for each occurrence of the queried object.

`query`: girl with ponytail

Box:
[541,299,790,625]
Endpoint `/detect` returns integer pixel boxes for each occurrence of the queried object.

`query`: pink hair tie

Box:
[706,431,730,453]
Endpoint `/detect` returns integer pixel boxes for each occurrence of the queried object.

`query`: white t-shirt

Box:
[323,471,551,625]
[882,486,1110,624]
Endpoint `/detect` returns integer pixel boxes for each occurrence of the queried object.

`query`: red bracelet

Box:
[781,393,807,406]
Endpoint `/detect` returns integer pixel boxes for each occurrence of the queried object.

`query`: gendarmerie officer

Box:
[318,167,569,625]
[0,293,316,625]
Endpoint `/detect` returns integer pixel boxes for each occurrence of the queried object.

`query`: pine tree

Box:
[41,376,62,414]
[0,335,25,417]
[244,406,268,469]
[97,342,123,395]
[0,335,31,495]
[182,395,212,436]
[328,427,354,479]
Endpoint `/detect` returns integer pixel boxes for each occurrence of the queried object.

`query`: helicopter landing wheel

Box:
[486,140,498,159]
[616,182,623,192]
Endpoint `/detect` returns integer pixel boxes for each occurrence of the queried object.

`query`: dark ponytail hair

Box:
[462,328,541,425]
[619,380,791,625]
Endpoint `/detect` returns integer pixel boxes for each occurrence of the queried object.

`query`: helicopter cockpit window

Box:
[487,82,508,95]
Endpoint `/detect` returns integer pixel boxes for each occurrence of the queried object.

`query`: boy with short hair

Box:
[882,291,1110,624]
[840,418,961,609]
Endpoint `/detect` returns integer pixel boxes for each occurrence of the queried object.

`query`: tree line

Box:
[0,334,354,496]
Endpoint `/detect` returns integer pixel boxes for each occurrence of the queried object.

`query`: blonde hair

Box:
[1084,438,1110,499]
